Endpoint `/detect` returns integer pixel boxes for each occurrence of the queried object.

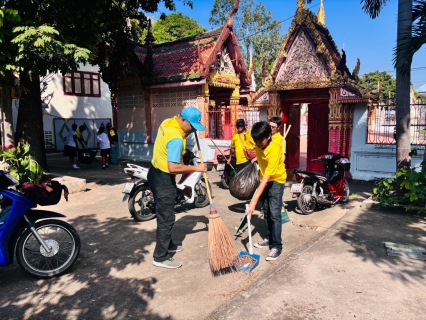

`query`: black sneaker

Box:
[254,238,269,249]
[266,248,282,261]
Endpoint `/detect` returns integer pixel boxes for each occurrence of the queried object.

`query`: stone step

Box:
[51,176,86,194]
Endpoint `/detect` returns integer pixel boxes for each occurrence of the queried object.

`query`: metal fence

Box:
[367,103,426,145]
[207,106,260,140]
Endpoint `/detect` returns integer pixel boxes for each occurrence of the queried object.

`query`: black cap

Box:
[106,123,112,128]
[236,119,245,127]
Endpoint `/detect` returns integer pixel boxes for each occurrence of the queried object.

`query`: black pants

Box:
[147,165,177,262]
[260,181,285,250]
[236,161,250,173]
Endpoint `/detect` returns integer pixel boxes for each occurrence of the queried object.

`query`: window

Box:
[63,72,101,97]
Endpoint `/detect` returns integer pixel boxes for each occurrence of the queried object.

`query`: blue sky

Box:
[154,0,426,89]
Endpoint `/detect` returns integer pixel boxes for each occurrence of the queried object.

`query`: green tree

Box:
[1,0,191,169]
[209,0,285,88]
[359,71,397,102]
[152,13,206,43]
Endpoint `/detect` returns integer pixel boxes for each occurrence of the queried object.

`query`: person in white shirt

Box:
[96,126,111,169]
[64,124,80,169]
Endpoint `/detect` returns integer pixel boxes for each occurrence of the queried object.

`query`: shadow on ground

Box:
[337,208,426,284]
[0,212,207,319]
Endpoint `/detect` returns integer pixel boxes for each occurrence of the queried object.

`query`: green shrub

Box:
[0,142,45,186]
[373,161,426,214]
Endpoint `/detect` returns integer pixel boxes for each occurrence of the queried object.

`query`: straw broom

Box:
[195,133,238,275]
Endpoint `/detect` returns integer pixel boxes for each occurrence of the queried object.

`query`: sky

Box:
[153,0,426,91]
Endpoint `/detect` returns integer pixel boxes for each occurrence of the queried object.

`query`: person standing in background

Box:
[106,123,118,164]
[228,119,256,173]
[76,125,87,149]
[64,124,80,169]
[96,126,111,169]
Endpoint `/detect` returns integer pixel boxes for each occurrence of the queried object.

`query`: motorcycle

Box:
[216,149,236,189]
[290,153,350,215]
[0,171,80,278]
[122,150,212,222]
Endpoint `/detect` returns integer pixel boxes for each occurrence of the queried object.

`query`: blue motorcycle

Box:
[0,171,80,278]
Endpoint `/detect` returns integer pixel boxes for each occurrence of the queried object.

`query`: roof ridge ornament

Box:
[297,0,306,10]
[227,0,240,30]
[317,0,326,25]
[144,18,155,46]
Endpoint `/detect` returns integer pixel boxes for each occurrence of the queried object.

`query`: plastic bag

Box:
[229,163,259,200]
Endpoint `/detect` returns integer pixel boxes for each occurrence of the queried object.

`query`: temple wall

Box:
[350,104,424,180]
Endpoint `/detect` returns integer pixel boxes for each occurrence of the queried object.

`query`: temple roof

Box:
[128,24,251,86]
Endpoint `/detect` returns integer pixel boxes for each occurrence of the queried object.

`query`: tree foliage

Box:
[152,13,206,43]
[209,0,285,88]
[359,71,396,102]
[0,0,191,169]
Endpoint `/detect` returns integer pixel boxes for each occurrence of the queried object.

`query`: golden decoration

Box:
[207,71,240,89]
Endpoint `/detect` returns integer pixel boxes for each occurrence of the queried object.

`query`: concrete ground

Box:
[1,153,424,319]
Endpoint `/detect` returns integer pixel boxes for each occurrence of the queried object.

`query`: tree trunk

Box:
[1,83,17,148]
[15,72,48,171]
[395,0,413,171]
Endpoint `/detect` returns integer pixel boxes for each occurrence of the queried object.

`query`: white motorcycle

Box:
[122,150,212,222]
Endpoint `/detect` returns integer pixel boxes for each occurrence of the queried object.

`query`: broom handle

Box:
[195,133,214,204]
[210,139,236,171]
[284,124,291,138]
[245,204,254,255]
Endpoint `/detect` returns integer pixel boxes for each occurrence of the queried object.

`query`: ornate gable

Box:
[275,29,330,84]
[211,46,236,75]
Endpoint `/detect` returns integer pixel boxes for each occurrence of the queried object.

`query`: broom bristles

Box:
[208,212,239,275]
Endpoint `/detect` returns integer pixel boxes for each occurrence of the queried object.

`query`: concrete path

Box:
[2,153,419,320]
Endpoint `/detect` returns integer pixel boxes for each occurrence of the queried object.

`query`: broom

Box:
[210,139,237,174]
[195,133,239,275]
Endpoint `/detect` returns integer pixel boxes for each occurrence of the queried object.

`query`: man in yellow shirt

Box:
[269,116,286,162]
[147,107,207,269]
[229,119,256,173]
[246,121,287,261]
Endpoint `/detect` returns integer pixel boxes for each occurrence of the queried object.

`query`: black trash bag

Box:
[229,163,259,200]
[22,180,69,206]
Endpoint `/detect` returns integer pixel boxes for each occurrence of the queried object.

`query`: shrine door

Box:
[284,104,300,170]
[306,103,329,172]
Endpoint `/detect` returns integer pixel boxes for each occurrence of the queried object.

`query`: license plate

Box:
[122,182,134,194]
[217,163,225,171]
[291,183,303,193]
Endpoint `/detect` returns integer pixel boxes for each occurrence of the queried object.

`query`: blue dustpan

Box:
[236,205,260,272]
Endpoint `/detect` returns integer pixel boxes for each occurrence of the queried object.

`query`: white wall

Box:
[350,104,424,180]
[42,64,111,133]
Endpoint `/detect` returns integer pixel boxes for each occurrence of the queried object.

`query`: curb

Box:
[51,176,86,194]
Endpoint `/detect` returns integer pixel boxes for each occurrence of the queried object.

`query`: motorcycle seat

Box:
[294,170,327,180]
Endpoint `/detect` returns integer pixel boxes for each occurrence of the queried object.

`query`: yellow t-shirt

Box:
[272,132,286,155]
[230,130,256,165]
[76,128,82,139]
[152,116,186,173]
[255,139,287,184]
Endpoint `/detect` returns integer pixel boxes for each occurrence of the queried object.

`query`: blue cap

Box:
[181,107,206,132]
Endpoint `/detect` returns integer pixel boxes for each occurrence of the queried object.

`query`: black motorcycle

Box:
[216,149,236,189]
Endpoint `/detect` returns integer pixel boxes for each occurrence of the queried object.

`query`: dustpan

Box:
[236,205,260,272]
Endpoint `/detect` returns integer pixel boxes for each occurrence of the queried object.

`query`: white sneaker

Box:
[72,164,80,169]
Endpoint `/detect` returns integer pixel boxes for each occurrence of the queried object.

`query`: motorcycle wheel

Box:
[341,180,350,203]
[128,187,157,222]
[221,172,230,189]
[297,185,317,215]
[194,179,212,208]
[16,219,80,279]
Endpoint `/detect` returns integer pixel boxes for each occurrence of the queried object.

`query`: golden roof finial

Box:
[297,0,305,10]
[318,0,326,25]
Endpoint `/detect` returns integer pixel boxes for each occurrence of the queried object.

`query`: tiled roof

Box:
[132,26,227,84]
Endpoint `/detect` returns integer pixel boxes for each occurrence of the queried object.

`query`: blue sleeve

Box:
[166,138,184,163]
